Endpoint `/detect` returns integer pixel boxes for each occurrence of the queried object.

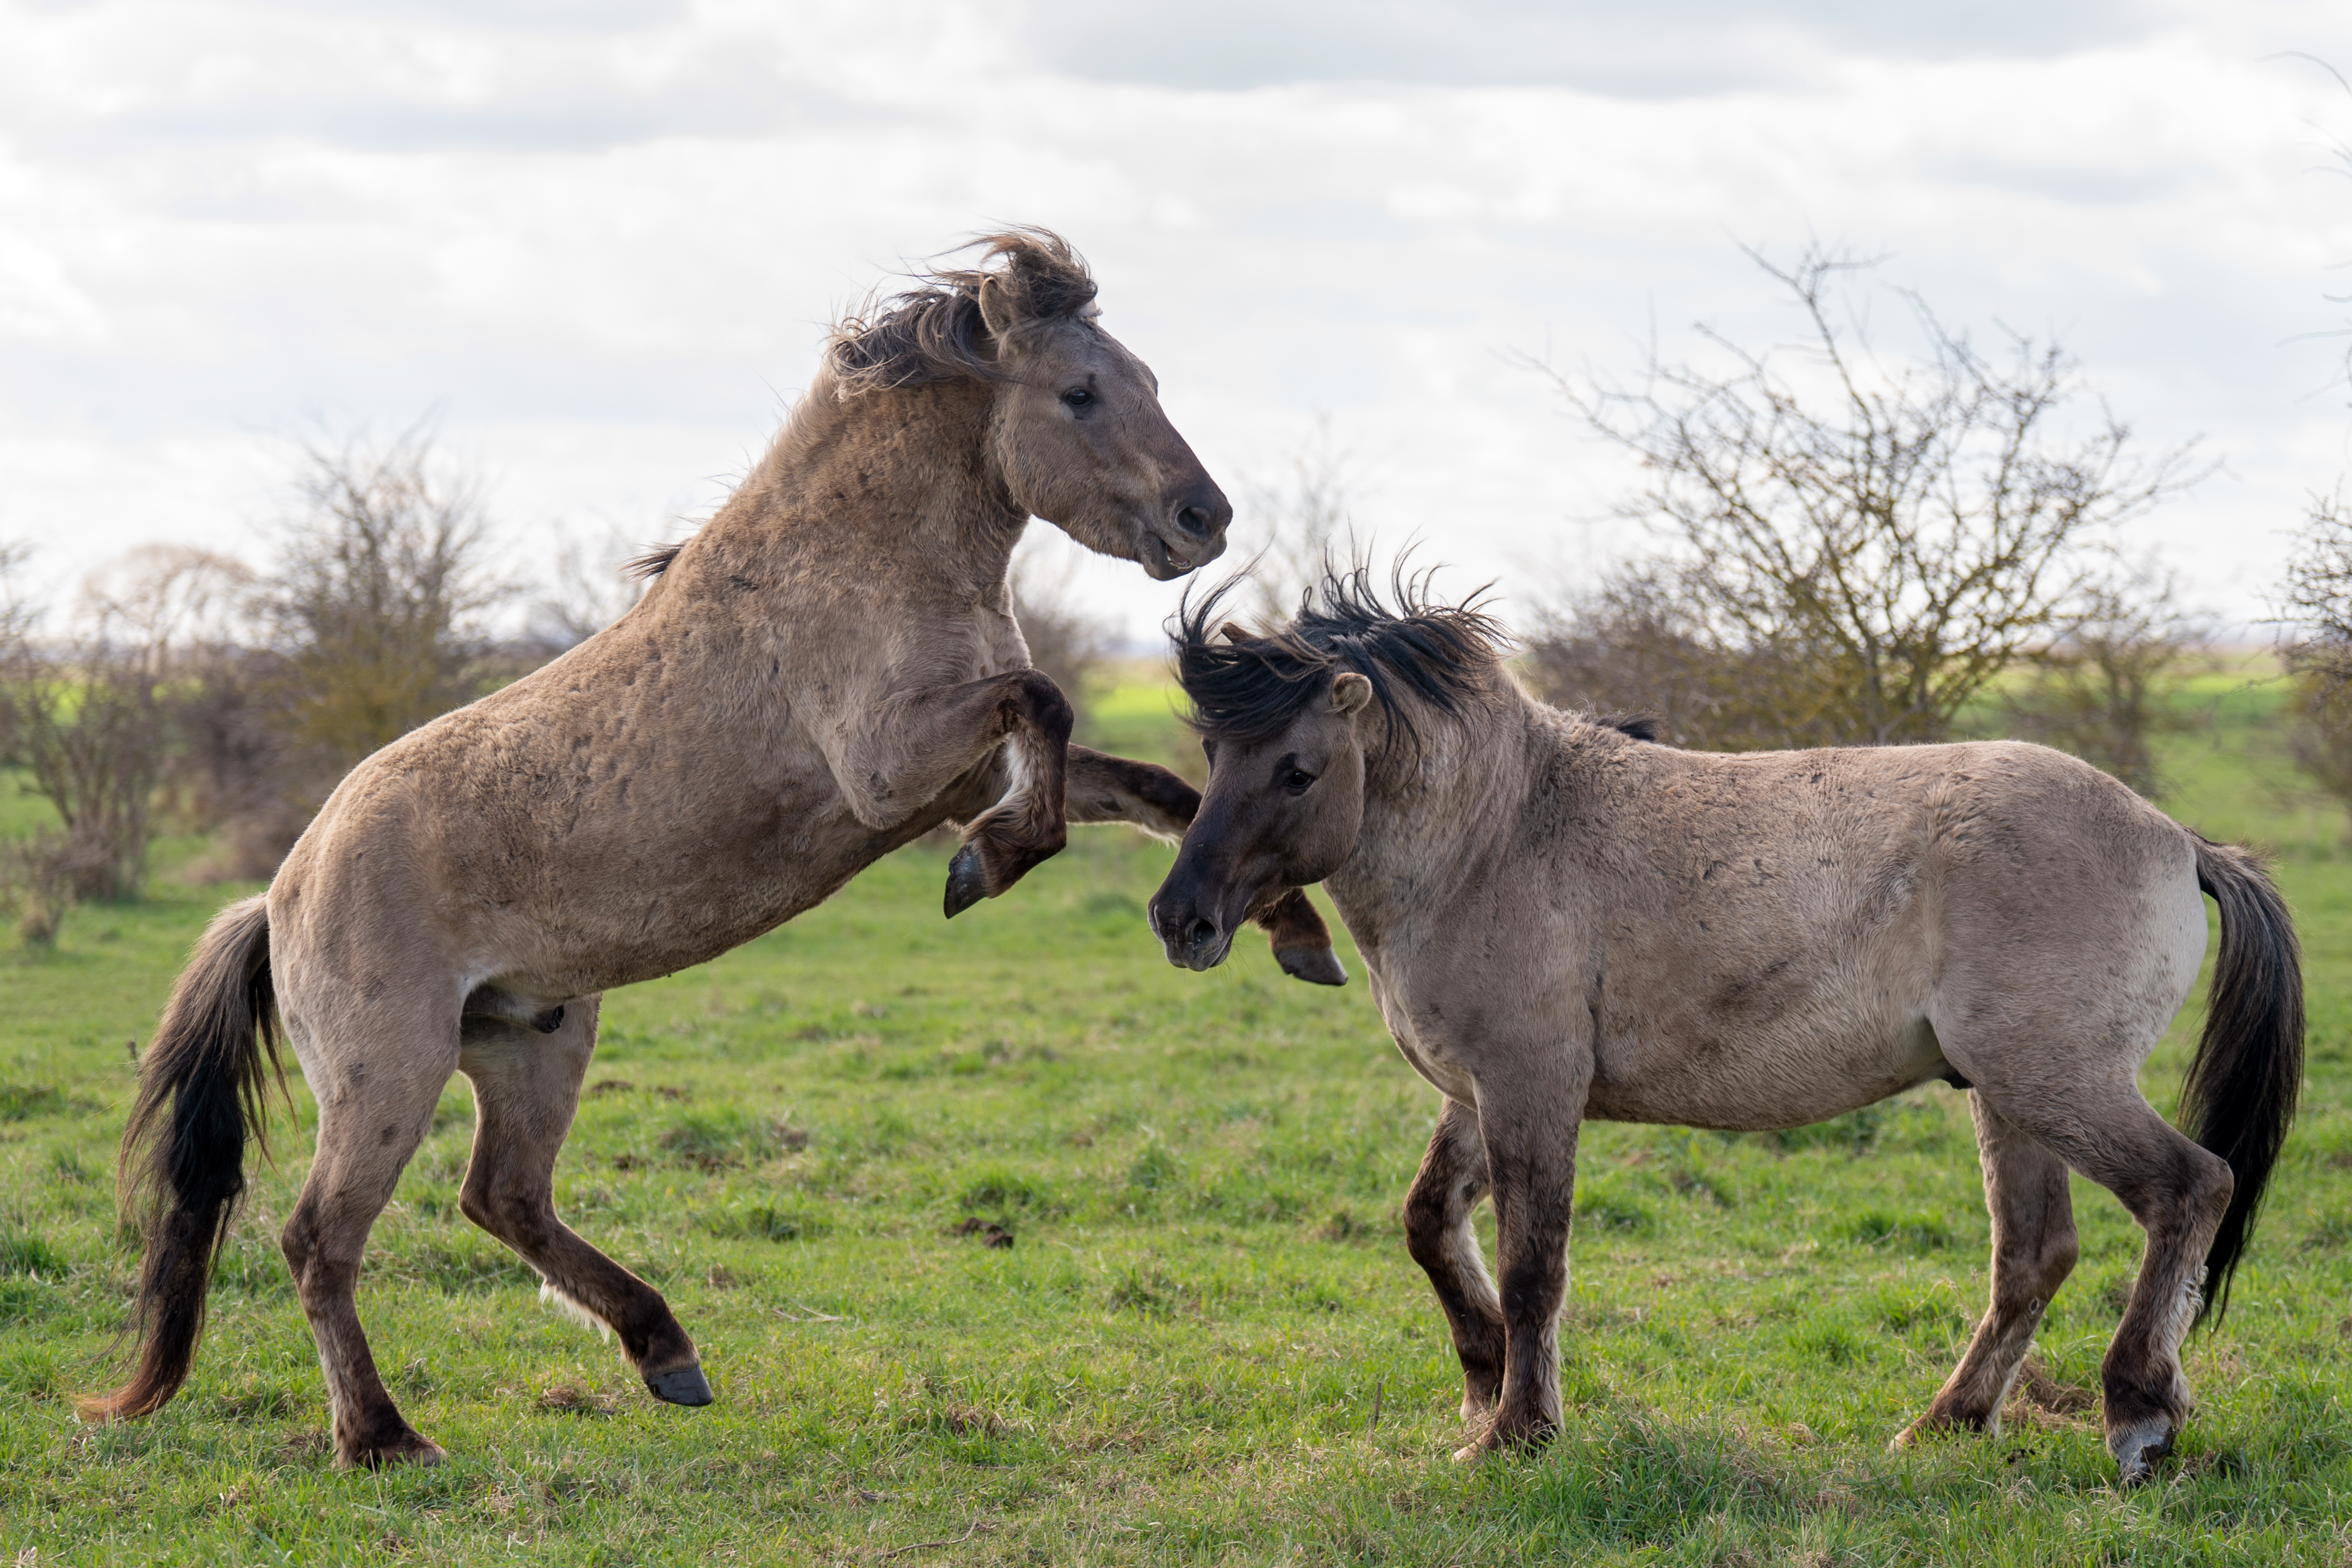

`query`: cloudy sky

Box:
[7,0,2352,640]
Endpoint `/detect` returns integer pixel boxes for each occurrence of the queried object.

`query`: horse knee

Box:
[280,1211,316,1277]
[458,1170,549,1246]
[1402,1186,1456,1269]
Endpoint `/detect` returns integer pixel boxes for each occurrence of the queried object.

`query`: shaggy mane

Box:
[1174,568,1507,760]
[828,227,1100,395]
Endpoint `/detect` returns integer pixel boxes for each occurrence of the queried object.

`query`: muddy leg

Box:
[1979,1085,2231,1483]
[1403,1097,1504,1419]
[1460,1056,1589,1459]
[1897,1094,2077,1444]
[456,998,708,1406]
[280,1019,456,1468]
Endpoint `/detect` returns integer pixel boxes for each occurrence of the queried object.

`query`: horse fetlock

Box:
[943,818,1065,916]
[1454,1402,1557,1461]
[336,1418,445,1470]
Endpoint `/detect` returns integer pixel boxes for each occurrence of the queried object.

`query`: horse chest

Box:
[1365,963,1481,1102]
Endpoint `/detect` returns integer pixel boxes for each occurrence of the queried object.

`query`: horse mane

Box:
[625,230,1101,584]
[624,543,684,580]
[828,227,1101,396]
[1174,567,1508,761]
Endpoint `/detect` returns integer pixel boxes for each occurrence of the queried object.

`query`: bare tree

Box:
[1235,415,1357,629]
[2000,561,2207,799]
[524,523,655,654]
[2280,489,2352,828]
[1531,248,2199,748]
[263,424,505,776]
[0,566,170,904]
[1523,565,1853,750]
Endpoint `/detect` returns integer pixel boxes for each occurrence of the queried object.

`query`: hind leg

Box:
[279,1013,457,1468]
[1897,1095,2077,1444]
[1971,1083,2231,1482]
[457,998,708,1405]
[1402,1098,1506,1419]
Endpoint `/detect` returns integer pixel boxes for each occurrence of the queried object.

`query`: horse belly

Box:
[1586,1009,1948,1133]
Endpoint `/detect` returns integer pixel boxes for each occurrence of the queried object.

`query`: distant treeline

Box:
[8,249,2352,949]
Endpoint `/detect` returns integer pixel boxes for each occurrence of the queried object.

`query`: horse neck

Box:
[714,372,1027,596]
[1325,685,1542,946]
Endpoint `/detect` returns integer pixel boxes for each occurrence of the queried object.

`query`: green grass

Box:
[6,678,2352,1563]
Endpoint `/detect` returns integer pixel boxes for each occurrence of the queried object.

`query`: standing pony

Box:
[83,231,1341,1468]
[1149,570,2299,1485]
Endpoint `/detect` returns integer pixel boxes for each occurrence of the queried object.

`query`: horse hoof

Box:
[2109,1420,2174,1485]
[645,1365,714,1407]
[943,844,990,918]
[340,1429,445,1469]
[1275,945,1346,986]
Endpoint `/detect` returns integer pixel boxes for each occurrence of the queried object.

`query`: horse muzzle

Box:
[1149,891,1236,972]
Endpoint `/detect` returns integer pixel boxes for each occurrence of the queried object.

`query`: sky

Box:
[8,0,2352,643]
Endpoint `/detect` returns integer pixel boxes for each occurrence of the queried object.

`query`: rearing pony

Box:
[1150,570,2300,1485]
[84,231,1340,1468]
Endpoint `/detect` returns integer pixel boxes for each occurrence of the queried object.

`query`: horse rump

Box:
[77,895,283,1421]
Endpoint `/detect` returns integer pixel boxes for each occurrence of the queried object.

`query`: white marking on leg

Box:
[540,1279,614,1343]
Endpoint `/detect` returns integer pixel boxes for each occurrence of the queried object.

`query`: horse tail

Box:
[2179,838,2304,1326]
[78,895,283,1422]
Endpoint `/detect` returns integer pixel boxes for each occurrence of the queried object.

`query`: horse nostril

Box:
[1183,916,1219,950]
[1175,505,1213,539]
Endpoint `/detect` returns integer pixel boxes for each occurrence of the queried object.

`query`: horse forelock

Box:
[828,227,1100,396]
[1173,567,1506,762]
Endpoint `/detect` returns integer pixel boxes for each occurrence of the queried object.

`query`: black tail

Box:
[2180,839,2304,1325]
[77,895,281,1422]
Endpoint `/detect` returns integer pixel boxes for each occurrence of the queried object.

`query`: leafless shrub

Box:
[1528,247,2200,749]
[2000,563,2207,799]
[0,830,92,948]
[0,551,172,902]
[1523,565,1853,750]
[2281,490,2352,828]
[261,424,505,780]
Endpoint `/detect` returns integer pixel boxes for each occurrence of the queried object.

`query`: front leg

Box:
[941,672,1074,915]
[1461,1048,1590,1460]
[817,670,1074,915]
[1065,746,1344,985]
[1404,1097,1505,1417]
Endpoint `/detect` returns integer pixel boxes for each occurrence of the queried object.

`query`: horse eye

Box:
[1283,768,1315,794]
[1061,387,1094,408]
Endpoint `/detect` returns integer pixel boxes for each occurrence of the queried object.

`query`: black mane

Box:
[1173,568,1507,758]
[624,542,685,580]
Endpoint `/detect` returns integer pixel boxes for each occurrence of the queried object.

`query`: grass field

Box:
[6,667,2352,1565]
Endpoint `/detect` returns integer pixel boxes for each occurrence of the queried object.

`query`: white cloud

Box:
[3,0,2352,641]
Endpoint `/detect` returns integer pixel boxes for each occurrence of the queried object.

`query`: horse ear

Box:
[1330,672,1373,715]
[1219,622,1250,644]
[976,274,1020,341]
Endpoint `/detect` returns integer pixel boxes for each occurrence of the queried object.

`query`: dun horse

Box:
[83,231,1342,1468]
[1150,571,2301,1484]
